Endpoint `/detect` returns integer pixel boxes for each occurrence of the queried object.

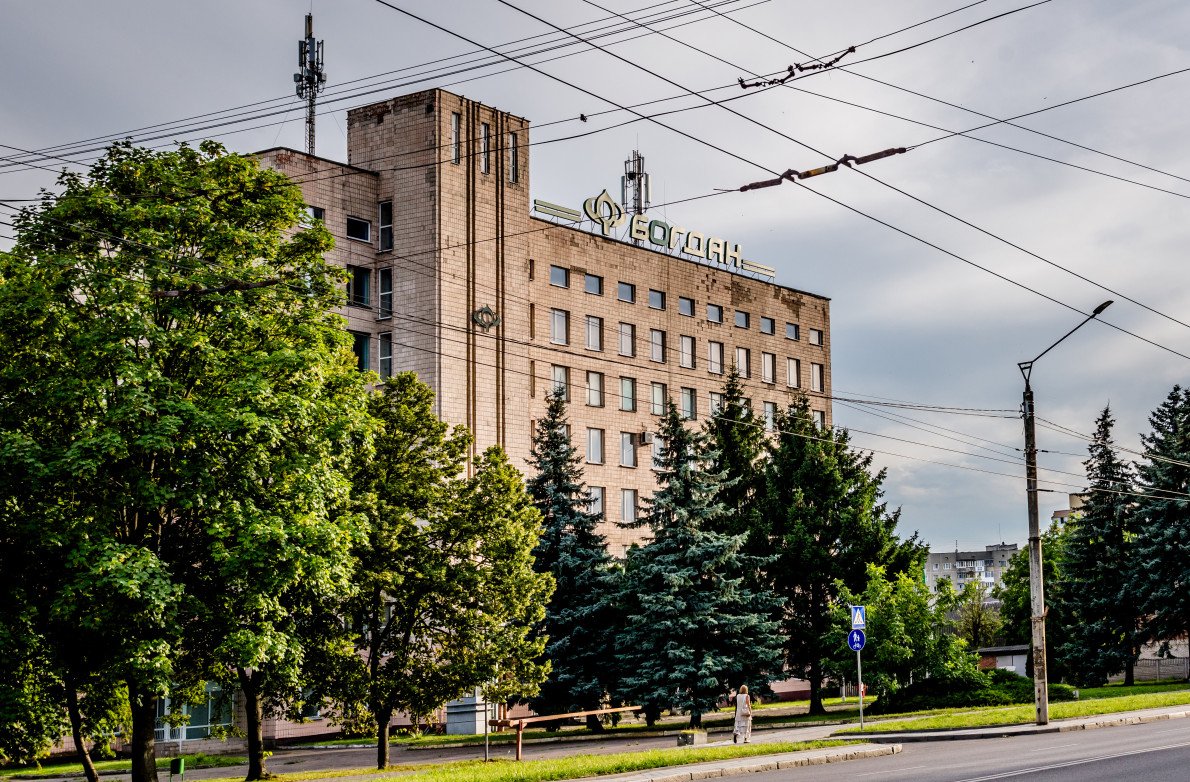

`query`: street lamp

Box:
[1018,299,1112,725]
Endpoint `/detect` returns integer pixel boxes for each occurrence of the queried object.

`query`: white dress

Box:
[734,693,752,741]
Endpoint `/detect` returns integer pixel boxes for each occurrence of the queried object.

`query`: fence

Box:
[1109,657,1189,682]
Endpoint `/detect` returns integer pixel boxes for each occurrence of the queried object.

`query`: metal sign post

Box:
[849,606,867,730]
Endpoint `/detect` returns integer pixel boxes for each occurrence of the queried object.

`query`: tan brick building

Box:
[258,87,831,556]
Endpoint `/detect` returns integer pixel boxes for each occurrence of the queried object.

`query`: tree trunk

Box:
[644,703,660,727]
[688,708,702,728]
[374,708,392,769]
[808,659,825,716]
[128,683,160,782]
[238,669,269,780]
[66,684,100,782]
[1124,658,1135,687]
[585,713,604,733]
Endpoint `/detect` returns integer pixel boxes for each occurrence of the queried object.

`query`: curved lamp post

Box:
[1018,300,1112,725]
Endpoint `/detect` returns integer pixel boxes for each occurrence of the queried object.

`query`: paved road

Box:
[737,719,1190,781]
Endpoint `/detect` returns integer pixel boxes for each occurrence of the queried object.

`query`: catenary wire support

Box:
[736,147,907,191]
[294,13,327,156]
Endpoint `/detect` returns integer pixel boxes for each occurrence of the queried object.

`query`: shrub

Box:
[875,670,1074,714]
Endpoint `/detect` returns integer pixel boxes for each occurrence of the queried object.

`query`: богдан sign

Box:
[533,189,774,278]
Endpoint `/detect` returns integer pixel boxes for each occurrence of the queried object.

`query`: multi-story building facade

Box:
[257,87,833,556]
[925,543,1018,595]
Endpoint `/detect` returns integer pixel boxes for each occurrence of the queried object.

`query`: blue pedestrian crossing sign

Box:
[850,605,867,629]
[848,629,866,652]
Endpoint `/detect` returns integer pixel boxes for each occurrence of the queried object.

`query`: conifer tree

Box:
[704,367,765,540]
[1133,386,1190,659]
[1055,406,1142,686]
[762,397,924,715]
[526,389,619,729]
[616,402,784,727]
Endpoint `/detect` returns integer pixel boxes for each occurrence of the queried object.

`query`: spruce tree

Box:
[1055,406,1142,686]
[763,396,924,715]
[1133,386,1190,659]
[526,389,619,729]
[704,367,765,539]
[616,402,784,728]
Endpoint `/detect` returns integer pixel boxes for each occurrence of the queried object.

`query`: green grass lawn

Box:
[836,685,1190,734]
[1,753,244,779]
[202,740,860,782]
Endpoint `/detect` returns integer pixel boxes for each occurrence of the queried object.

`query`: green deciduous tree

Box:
[616,402,784,728]
[326,375,552,769]
[762,397,924,715]
[1133,387,1190,667]
[1055,406,1142,686]
[995,521,1070,682]
[526,389,618,729]
[954,580,1004,652]
[0,140,366,782]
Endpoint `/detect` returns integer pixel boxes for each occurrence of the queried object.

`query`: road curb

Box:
[565,744,901,782]
[842,707,1190,743]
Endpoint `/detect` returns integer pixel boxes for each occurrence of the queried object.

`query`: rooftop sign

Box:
[533,189,775,278]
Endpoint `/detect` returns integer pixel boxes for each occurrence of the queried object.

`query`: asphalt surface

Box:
[734,718,1190,781]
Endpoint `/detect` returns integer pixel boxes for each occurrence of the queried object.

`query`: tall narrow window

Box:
[621,489,638,523]
[763,402,777,431]
[651,437,664,469]
[651,382,667,415]
[811,362,824,392]
[735,347,751,378]
[762,352,776,384]
[586,315,603,351]
[620,433,637,468]
[708,341,724,375]
[787,357,801,388]
[346,265,370,307]
[451,112,461,165]
[586,428,605,465]
[620,377,637,412]
[552,365,570,401]
[649,329,666,363]
[588,486,605,516]
[550,309,569,345]
[813,410,826,429]
[378,201,393,251]
[680,387,696,420]
[508,132,519,183]
[378,267,393,319]
[587,371,604,407]
[379,333,393,379]
[679,335,695,368]
[351,332,369,372]
[618,323,636,357]
[480,123,491,174]
[709,392,724,415]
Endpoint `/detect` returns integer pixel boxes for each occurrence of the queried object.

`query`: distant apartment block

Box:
[925,543,1019,594]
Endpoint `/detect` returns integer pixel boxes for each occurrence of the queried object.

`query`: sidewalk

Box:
[836,703,1190,743]
[563,744,902,782]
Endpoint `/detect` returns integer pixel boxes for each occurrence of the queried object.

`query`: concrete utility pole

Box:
[1018,299,1112,726]
[294,13,326,156]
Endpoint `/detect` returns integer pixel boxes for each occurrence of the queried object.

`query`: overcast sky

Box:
[3,0,1188,552]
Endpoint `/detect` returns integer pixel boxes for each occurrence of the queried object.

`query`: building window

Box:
[787,357,801,388]
[648,289,666,310]
[651,382,667,416]
[346,265,370,307]
[620,433,637,468]
[587,428,604,464]
[809,328,823,346]
[651,437,664,469]
[709,391,723,415]
[679,335,695,368]
[618,281,636,303]
[735,347,751,378]
[346,216,371,243]
[378,267,393,319]
[760,316,775,335]
[552,365,569,401]
[550,265,569,288]
[378,201,393,251]
[707,303,723,323]
[585,273,603,295]
[680,387,696,420]
[587,371,604,407]
[508,132,519,183]
[451,112,461,164]
[550,309,569,345]
[618,322,636,357]
[786,323,800,341]
[480,122,491,174]
[620,377,637,412]
[734,310,750,329]
[589,486,605,516]
[649,329,666,363]
[762,352,776,384]
[351,332,369,372]
[678,296,694,317]
[305,205,325,223]
[708,341,724,375]
[813,410,826,430]
[586,315,603,351]
[379,333,393,379]
[621,488,638,523]
[811,362,824,392]
[763,401,777,431]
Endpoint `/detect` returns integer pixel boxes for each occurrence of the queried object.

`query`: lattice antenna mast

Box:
[294,13,326,156]
[621,149,650,218]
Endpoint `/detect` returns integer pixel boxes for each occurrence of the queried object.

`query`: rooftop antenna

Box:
[621,150,650,237]
[294,13,326,156]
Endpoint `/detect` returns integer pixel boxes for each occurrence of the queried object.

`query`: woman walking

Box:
[733,685,752,743]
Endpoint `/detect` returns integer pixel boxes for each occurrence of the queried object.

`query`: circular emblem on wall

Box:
[472,305,501,332]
